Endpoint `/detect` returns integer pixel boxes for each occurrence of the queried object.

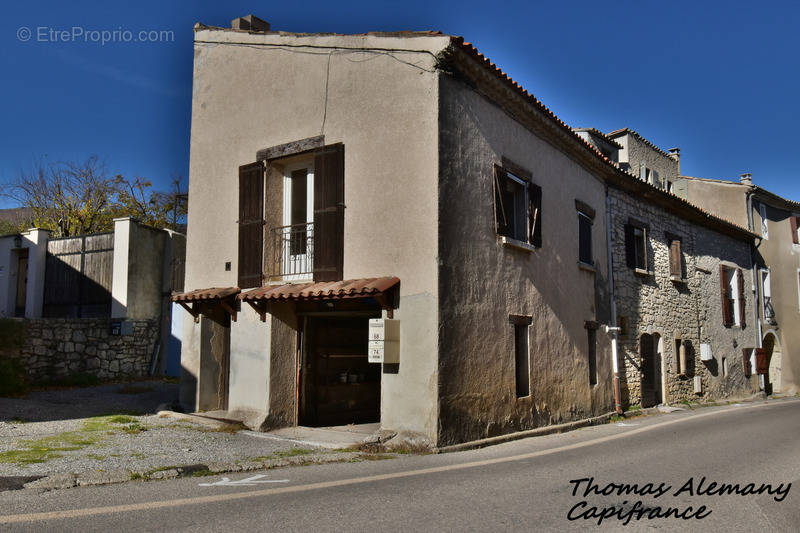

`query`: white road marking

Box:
[614,422,639,427]
[1,399,796,525]
[198,474,289,487]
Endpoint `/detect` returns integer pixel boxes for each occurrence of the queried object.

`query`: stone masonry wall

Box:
[11,318,159,382]
[610,187,758,407]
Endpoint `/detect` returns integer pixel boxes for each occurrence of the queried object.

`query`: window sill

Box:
[501,236,537,253]
[578,261,596,273]
[670,275,686,283]
[634,268,653,277]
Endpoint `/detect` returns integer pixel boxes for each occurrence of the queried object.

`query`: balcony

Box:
[271,222,314,279]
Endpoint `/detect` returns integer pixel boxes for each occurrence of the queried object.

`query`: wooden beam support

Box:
[220,299,238,322]
[178,301,200,323]
[244,300,268,322]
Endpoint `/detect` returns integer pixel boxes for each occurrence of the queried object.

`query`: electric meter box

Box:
[368,318,400,364]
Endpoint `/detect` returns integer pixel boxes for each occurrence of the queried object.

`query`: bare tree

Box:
[1,156,187,237]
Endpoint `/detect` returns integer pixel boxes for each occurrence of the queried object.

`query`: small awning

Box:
[239,277,399,321]
[171,287,240,302]
[171,287,241,322]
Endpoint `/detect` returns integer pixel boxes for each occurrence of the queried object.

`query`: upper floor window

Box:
[666,233,684,280]
[237,141,344,287]
[761,268,774,322]
[493,165,541,247]
[791,215,800,245]
[625,219,649,273]
[575,199,595,267]
[759,203,769,239]
[720,265,745,328]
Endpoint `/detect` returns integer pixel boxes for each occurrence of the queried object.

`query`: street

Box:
[1,398,798,532]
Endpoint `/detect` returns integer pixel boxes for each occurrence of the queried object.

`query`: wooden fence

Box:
[43,233,114,318]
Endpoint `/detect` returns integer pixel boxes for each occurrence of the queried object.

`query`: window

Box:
[578,213,593,265]
[587,327,597,386]
[721,357,728,377]
[791,216,800,245]
[625,220,649,272]
[494,165,541,247]
[667,234,683,279]
[665,179,674,194]
[510,315,532,398]
[759,203,768,239]
[761,269,774,322]
[720,265,745,328]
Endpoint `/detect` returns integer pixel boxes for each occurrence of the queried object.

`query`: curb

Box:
[436,412,616,454]
[19,451,362,491]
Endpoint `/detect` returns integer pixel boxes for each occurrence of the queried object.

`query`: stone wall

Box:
[609,187,758,407]
[9,318,158,382]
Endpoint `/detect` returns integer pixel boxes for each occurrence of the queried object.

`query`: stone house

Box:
[176,15,761,447]
[674,174,800,395]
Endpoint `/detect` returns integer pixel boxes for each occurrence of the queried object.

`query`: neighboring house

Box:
[674,174,800,395]
[175,15,761,447]
[606,128,682,193]
[0,217,185,381]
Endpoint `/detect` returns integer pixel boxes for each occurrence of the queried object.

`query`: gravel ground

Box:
[0,381,330,478]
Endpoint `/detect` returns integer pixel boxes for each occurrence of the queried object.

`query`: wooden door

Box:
[14,250,28,317]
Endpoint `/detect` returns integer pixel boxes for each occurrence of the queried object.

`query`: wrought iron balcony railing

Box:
[271,222,314,278]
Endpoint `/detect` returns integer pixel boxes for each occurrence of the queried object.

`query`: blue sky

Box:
[2,1,798,205]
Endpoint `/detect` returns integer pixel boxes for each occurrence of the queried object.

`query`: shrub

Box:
[0,358,27,397]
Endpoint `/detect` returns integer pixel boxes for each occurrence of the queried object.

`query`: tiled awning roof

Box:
[239,277,399,303]
[171,287,240,303]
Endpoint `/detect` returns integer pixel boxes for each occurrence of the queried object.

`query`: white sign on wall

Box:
[368,318,400,364]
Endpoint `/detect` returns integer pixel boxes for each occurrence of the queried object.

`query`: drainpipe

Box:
[605,186,623,414]
[745,188,763,349]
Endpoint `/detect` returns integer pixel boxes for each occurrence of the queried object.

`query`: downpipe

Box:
[605,187,623,414]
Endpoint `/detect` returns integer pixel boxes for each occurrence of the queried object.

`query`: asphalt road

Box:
[1,398,798,532]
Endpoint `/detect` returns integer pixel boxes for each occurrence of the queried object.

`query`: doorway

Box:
[299,316,380,427]
[14,249,28,317]
[640,333,663,408]
[763,332,782,395]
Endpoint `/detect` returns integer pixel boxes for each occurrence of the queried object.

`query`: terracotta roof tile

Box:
[239,277,399,302]
[172,287,240,302]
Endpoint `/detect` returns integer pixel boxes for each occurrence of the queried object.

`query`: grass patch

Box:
[359,454,394,461]
[191,469,214,477]
[121,423,147,434]
[273,448,314,458]
[627,403,642,411]
[130,452,146,459]
[129,472,143,480]
[609,414,625,423]
[86,454,106,461]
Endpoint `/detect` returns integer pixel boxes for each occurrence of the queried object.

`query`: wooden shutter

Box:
[755,348,769,374]
[313,143,344,282]
[742,348,752,377]
[720,265,733,327]
[624,224,636,268]
[493,166,508,236]
[791,216,799,245]
[238,162,264,289]
[528,183,542,247]
[669,239,682,277]
[737,267,746,328]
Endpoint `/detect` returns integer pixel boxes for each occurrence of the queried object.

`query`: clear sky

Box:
[2,1,798,205]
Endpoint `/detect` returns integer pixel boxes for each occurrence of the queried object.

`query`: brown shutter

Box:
[720,265,733,327]
[528,183,542,247]
[313,144,344,282]
[742,348,752,377]
[238,162,264,289]
[737,268,746,328]
[791,216,799,244]
[493,165,508,236]
[624,224,636,269]
[669,239,682,277]
[755,348,769,374]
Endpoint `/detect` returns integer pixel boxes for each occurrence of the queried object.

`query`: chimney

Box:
[740,173,753,185]
[668,147,681,174]
[231,15,270,32]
